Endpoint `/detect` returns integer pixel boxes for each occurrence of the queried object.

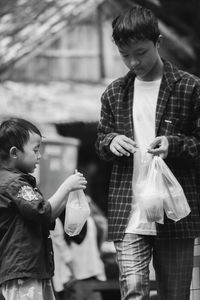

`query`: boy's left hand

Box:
[147,136,169,159]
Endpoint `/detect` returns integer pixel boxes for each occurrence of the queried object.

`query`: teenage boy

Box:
[96,6,200,300]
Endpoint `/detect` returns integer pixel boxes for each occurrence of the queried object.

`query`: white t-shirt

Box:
[125,77,161,235]
[70,216,106,281]
[51,218,73,292]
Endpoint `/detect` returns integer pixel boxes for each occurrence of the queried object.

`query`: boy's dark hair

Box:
[0,118,42,160]
[112,5,160,47]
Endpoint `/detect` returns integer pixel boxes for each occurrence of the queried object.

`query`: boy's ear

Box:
[9,146,19,159]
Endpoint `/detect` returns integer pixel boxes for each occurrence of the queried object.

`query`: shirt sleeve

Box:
[95,89,119,161]
[167,83,200,161]
[5,177,52,227]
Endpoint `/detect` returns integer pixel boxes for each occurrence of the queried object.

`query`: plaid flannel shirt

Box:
[96,60,200,241]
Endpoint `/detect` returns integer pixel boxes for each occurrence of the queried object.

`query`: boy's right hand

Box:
[110,135,138,157]
[65,172,87,191]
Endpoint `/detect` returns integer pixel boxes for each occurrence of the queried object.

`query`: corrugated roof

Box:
[0,80,106,123]
[0,0,103,76]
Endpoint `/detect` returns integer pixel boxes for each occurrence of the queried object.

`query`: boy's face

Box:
[15,132,42,174]
[118,38,162,81]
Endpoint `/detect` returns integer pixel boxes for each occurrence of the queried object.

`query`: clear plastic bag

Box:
[64,189,90,236]
[157,157,191,222]
[134,154,165,223]
[135,154,191,224]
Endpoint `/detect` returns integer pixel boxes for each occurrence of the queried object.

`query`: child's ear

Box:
[9,146,19,159]
[156,35,162,48]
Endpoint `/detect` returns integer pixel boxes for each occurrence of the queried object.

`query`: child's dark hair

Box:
[112,5,160,47]
[0,118,42,160]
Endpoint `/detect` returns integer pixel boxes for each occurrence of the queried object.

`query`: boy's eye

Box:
[136,50,147,56]
[120,51,146,59]
[121,53,128,58]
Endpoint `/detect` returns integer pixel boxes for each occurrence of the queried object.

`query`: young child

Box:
[0,117,87,300]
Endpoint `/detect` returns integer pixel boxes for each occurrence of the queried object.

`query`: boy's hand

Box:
[147,136,169,158]
[110,135,138,157]
[65,172,87,191]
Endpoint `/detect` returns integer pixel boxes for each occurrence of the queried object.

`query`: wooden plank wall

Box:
[10,11,128,83]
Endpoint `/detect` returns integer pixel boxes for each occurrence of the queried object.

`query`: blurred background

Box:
[1,0,200,299]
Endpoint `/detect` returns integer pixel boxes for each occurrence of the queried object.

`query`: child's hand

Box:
[65,171,87,192]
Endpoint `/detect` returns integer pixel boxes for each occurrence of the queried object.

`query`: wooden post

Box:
[96,5,105,80]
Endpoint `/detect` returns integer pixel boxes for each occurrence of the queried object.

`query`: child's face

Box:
[118,38,161,81]
[15,132,42,174]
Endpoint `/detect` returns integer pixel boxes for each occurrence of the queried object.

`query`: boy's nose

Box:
[130,58,139,68]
